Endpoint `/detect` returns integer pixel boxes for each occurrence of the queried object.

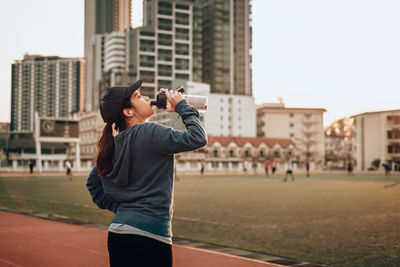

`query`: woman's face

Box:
[129,90,155,120]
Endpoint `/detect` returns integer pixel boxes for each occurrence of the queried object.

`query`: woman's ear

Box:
[123,108,134,117]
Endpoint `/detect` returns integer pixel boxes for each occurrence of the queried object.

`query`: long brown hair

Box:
[96,98,133,176]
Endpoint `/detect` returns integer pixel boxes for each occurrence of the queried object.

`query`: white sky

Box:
[0,0,399,126]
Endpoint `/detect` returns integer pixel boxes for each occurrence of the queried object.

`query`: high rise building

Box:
[9,54,84,172]
[114,0,132,32]
[85,0,131,112]
[202,0,252,95]
[140,0,252,96]
[85,0,131,59]
[99,1,196,97]
[11,54,84,133]
[140,0,195,93]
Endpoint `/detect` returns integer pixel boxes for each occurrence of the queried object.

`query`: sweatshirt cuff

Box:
[175,99,189,112]
[175,100,199,117]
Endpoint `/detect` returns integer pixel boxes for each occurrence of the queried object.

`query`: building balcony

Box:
[139,66,156,72]
[139,51,156,56]
[301,127,319,134]
[301,118,318,125]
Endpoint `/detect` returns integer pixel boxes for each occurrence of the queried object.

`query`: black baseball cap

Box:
[100,79,143,123]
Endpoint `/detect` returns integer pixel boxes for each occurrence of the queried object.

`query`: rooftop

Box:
[207,135,294,148]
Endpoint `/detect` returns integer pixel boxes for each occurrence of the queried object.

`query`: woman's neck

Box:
[126,117,145,128]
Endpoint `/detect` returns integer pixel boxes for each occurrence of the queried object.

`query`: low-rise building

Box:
[256,102,326,167]
[352,109,400,171]
[176,135,295,172]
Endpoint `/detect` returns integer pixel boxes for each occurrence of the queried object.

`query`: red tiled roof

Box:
[257,106,326,112]
[207,136,294,148]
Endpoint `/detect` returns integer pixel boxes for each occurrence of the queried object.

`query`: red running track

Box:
[0,211,281,267]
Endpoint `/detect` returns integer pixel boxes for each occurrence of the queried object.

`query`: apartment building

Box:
[11,54,84,132]
[352,109,400,171]
[8,54,84,172]
[256,102,326,165]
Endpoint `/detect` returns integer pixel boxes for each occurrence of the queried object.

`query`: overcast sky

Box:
[0,0,399,126]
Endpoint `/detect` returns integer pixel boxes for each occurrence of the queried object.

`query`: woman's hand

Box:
[165,89,184,113]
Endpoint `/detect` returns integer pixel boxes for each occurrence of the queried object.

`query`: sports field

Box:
[0,172,399,266]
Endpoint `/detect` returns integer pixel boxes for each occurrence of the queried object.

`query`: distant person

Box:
[284,159,294,182]
[271,160,277,176]
[200,161,205,175]
[305,160,310,177]
[347,161,353,176]
[86,81,207,267]
[65,160,72,180]
[264,159,270,177]
[382,162,391,177]
[29,160,35,176]
[243,160,248,174]
[252,159,257,175]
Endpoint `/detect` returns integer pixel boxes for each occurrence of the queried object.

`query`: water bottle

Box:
[151,86,208,112]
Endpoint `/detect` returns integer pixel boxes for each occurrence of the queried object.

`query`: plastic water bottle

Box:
[151,87,208,112]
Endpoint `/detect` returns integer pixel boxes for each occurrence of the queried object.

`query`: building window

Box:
[290,123,294,128]
[290,113,294,118]
[176,4,189,10]
[213,150,218,157]
[175,73,189,80]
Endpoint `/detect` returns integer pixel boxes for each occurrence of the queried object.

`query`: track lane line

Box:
[0,258,22,267]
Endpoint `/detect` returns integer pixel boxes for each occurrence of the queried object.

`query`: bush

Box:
[371,159,380,169]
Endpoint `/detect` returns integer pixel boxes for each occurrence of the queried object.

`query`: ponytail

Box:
[96,97,133,177]
[96,122,115,176]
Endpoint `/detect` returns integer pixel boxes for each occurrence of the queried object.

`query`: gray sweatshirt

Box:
[86,100,207,238]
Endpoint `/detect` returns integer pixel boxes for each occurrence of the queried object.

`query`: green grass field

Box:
[1,172,400,266]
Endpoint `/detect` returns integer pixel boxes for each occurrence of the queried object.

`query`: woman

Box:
[86,79,207,267]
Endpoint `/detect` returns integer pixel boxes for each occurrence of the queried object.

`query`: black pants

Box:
[107,232,172,267]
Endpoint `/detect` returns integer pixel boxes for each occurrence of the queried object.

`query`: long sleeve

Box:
[86,166,119,213]
[150,100,208,155]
